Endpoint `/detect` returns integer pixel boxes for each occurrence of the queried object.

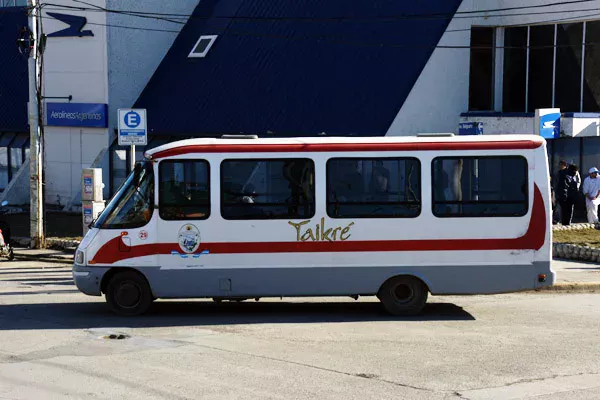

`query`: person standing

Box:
[556,164,580,225]
[583,167,600,224]
[553,160,568,223]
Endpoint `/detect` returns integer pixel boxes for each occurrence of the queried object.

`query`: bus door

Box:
[156,159,211,269]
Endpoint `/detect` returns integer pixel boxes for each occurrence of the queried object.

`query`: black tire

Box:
[6,246,14,261]
[105,270,153,316]
[377,276,428,316]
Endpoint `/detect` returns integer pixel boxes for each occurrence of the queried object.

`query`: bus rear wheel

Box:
[377,276,428,316]
[105,270,153,316]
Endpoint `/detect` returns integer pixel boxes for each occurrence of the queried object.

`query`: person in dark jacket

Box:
[556,163,581,225]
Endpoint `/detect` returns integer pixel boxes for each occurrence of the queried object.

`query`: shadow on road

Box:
[0,300,475,330]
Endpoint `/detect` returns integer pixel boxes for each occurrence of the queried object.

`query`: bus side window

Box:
[159,160,210,220]
[326,157,421,219]
[431,156,528,218]
[220,158,315,220]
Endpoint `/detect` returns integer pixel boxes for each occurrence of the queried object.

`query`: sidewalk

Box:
[13,247,74,263]
[544,258,600,292]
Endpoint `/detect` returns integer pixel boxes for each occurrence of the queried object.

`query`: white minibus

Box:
[73,134,554,316]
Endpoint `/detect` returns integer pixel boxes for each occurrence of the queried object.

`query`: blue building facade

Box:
[134,0,462,137]
[0,6,28,133]
[0,6,30,192]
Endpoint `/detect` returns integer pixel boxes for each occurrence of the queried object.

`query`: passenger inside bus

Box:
[222,183,266,218]
[282,160,314,216]
[370,160,390,202]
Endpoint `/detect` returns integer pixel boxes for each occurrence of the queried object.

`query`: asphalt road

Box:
[0,260,599,400]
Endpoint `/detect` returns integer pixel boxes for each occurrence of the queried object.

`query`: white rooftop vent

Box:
[220,135,259,139]
[188,35,218,58]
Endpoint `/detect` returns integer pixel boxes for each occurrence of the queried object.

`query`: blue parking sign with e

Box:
[124,111,141,128]
[118,108,147,145]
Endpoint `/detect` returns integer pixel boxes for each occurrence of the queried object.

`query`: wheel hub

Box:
[393,284,414,303]
[115,281,142,308]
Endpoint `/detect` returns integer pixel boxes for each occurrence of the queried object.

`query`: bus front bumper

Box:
[72,265,110,296]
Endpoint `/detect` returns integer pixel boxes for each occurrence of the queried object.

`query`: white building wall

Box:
[106,0,198,134]
[41,0,109,206]
[37,0,196,205]
[387,0,600,136]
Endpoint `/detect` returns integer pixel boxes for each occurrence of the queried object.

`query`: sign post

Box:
[118,109,147,170]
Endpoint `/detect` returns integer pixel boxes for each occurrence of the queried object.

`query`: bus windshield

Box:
[94,161,154,229]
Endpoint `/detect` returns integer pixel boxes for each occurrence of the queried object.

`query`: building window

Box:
[326,158,421,218]
[555,23,584,112]
[502,27,528,112]
[0,0,27,6]
[432,156,528,218]
[159,160,210,220]
[582,137,600,180]
[528,25,555,112]
[583,21,600,112]
[468,27,495,111]
[188,35,218,58]
[469,20,600,113]
[220,158,315,220]
[0,147,8,192]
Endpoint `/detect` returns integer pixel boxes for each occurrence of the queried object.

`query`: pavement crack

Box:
[496,371,598,389]
[456,371,600,395]
[188,342,436,393]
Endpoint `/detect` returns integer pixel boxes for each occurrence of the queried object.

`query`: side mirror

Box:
[1,201,8,207]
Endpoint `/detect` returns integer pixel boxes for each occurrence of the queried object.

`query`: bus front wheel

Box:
[105,270,153,316]
[377,276,428,316]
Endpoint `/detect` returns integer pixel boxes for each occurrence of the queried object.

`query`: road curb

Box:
[13,255,73,264]
[531,282,600,293]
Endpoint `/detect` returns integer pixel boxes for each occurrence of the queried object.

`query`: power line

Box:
[66,0,185,25]
[446,10,600,33]
[37,15,180,33]
[38,0,600,23]
[35,11,600,50]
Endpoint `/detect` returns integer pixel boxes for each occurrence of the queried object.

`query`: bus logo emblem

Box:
[178,224,201,254]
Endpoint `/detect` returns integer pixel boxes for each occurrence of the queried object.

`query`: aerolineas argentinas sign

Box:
[46,103,108,128]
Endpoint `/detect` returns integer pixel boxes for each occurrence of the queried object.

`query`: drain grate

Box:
[103,333,130,340]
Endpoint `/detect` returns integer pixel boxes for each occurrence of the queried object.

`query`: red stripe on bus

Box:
[149,140,543,159]
[90,186,546,265]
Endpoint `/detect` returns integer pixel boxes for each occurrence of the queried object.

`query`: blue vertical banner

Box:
[535,108,561,139]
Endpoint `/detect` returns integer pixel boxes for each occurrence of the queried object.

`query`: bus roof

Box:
[145,134,545,160]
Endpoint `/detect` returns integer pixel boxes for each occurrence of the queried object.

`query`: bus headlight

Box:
[75,250,85,265]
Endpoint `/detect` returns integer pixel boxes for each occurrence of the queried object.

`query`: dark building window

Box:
[432,157,528,218]
[471,20,600,114]
[502,27,528,112]
[326,158,421,219]
[555,23,583,112]
[469,27,495,111]
[528,25,555,112]
[582,137,600,179]
[221,159,315,220]
[583,21,600,112]
[552,138,581,173]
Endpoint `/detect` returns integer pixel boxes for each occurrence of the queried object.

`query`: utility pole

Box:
[27,0,44,248]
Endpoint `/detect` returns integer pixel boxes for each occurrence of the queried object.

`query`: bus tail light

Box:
[538,274,547,283]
